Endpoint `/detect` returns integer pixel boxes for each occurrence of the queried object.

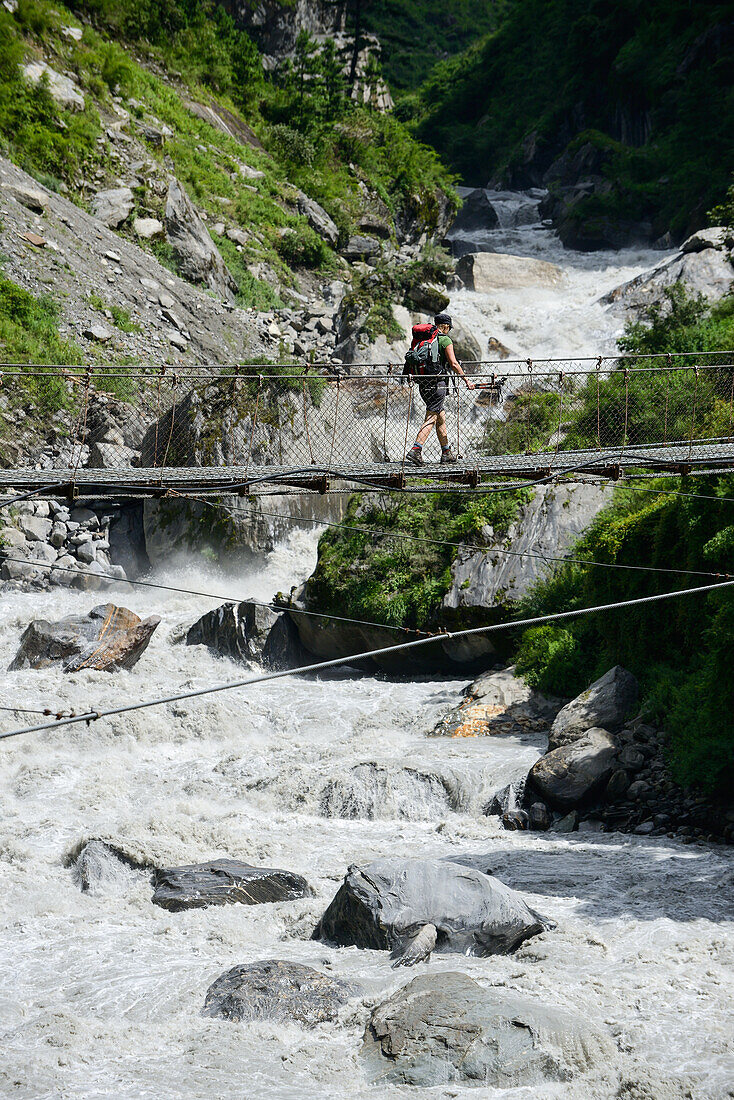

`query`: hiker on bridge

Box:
[404,312,475,465]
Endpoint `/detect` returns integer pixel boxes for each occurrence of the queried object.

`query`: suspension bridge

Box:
[2,352,733,500]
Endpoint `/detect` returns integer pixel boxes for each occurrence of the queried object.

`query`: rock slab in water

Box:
[186,599,305,669]
[152,859,311,911]
[363,972,612,1088]
[528,727,617,811]
[8,604,160,672]
[313,857,547,957]
[203,960,356,1027]
[456,251,563,291]
[549,666,638,749]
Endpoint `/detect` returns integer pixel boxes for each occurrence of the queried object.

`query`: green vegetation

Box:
[363,0,505,92]
[0,273,83,366]
[304,489,531,630]
[89,292,140,332]
[407,0,733,238]
[339,244,453,341]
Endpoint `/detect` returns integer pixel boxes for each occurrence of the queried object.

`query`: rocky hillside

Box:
[409,0,734,247]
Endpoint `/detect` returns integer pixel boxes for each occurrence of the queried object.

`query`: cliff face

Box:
[221,0,346,56]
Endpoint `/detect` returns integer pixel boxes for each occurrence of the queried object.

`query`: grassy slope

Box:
[410,0,734,237]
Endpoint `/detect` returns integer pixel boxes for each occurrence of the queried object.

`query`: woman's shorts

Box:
[418,376,448,413]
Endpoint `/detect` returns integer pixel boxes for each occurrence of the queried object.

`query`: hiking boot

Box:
[406,447,424,466]
[441,447,458,464]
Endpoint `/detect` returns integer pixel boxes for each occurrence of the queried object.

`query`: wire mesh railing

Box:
[1,353,734,488]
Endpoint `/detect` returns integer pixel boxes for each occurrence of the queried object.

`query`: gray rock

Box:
[627,780,651,801]
[83,324,113,343]
[443,484,612,626]
[17,515,52,542]
[549,667,638,749]
[1,558,41,582]
[49,522,67,548]
[72,561,109,591]
[552,810,578,833]
[618,745,645,771]
[528,802,551,830]
[91,187,134,229]
[451,187,500,233]
[313,857,548,957]
[203,960,355,1027]
[457,252,563,291]
[75,541,97,564]
[405,283,450,314]
[22,61,85,111]
[30,542,57,565]
[133,217,164,240]
[164,177,237,300]
[151,859,311,911]
[88,441,137,468]
[70,507,98,527]
[48,555,77,587]
[363,972,612,1088]
[340,235,381,261]
[0,526,29,551]
[681,227,731,253]
[602,247,734,314]
[528,728,616,811]
[186,599,305,670]
[634,821,655,835]
[2,182,48,213]
[450,319,482,363]
[8,603,159,672]
[604,769,630,800]
[296,191,338,247]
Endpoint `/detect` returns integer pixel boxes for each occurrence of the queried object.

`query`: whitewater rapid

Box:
[1,212,732,1098]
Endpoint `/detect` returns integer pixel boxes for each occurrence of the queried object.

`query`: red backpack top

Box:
[404,323,440,375]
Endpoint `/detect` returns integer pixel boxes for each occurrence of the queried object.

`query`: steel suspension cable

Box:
[2,577,733,743]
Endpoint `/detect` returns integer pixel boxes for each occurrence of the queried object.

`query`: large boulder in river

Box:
[602,242,734,316]
[152,859,311,911]
[313,858,548,958]
[203,960,356,1027]
[432,665,562,738]
[549,666,638,749]
[456,251,563,291]
[8,604,159,672]
[164,177,237,301]
[451,187,499,233]
[186,600,305,669]
[363,972,613,1088]
[527,727,617,811]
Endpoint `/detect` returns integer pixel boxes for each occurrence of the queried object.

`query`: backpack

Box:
[403,323,441,376]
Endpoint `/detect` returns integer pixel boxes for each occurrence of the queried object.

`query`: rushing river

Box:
[1,208,732,1099]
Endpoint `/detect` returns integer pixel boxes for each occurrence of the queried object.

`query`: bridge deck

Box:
[3,441,734,498]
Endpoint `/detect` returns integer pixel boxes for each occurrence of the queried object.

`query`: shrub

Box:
[275,222,329,268]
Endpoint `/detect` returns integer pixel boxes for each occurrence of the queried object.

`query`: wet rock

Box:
[186,599,305,670]
[502,809,529,830]
[529,802,551,830]
[451,187,500,233]
[8,603,159,672]
[71,839,149,896]
[363,972,613,1088]
[22,61,85,111]
[552,810,578,833]
[549,666,638,749]
[295,191,338,247]
[627,780,651,801]
[91,187,134,229]
[313,857,548,957]
[152,859,311,911]
[602,246,734,315]
[456,251,563,291]
[528,728,616,811]
[203,960,355,1027]
[432,664,560,738]
[618,745,645,771]
[634,821,655,835]
[164,177,237,300]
